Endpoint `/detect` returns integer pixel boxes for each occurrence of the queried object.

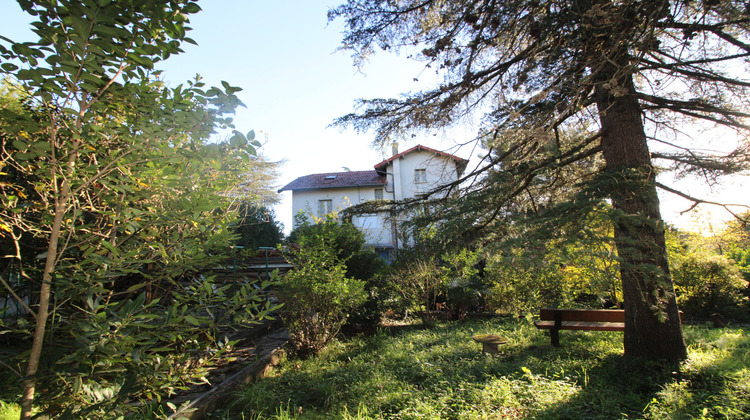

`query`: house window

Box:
[414,168,427,183]
[318,199,332,216]
[374,188,383,200]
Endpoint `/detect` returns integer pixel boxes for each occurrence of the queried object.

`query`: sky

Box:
[1,0,747,234]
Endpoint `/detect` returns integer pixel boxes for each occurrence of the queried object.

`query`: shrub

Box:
[442,248,488,319]
[383,248,449,325]
[727,247,750,282]
[484,269,559,315]
[385,248,489,322]
[287,216,387,329]
[1,275,278,418]
[233,204,284,249]
[671,251,748,318]
[278,222,367,357]
[482,242,578,316]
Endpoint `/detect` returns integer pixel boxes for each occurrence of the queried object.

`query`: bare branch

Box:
[656,182,750,222]
[0,272,37,319]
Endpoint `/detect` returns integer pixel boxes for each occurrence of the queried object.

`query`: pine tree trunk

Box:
[595,72,687,364]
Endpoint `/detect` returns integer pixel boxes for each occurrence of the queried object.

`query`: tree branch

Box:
[0,273,37,319]
[656,182,750,222]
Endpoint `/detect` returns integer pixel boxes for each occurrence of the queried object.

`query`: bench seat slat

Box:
[534,308,683,346]
[534,320,625,331]
[538,308,625,323]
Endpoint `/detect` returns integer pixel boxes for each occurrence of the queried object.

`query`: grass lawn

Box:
[211,317,750,420]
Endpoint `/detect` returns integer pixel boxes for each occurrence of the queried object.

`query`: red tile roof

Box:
[374,144,469,175]
[278,170,385,192]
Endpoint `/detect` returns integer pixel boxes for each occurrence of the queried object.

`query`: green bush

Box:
[385,248,488,322]
[287,216,387,330]
[278,221,367,357]
[481,240,593,316]
[671,251,748,318]
[27,277,277,418]
[442,248,488,319]
[384,250,448,324]
[0,400,21,419]
[727,247,750,282]
[233,204,284,249]
[484,255,567,315]
[481,219,622,315]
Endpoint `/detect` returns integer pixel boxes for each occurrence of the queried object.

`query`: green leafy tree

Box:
[441,248,487,319]
[719,212,750,282]
[479,203,622,316]
[287,215,386,283]
[665,225,749,319]
[485,248,567,316]
[728,247,750,283]
[331,0,750,363]
[234,204,285,249]
[0,1,276,417]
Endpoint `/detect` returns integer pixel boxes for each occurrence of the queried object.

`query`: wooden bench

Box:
[534,308,625,346]
[533,308,682,346]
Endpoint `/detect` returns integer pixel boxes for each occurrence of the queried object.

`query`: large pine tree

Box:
[330,0,750,364]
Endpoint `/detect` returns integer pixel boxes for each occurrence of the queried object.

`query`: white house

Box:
[279,144,468,255]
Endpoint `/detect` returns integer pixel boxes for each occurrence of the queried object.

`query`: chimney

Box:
[391,142,399,157]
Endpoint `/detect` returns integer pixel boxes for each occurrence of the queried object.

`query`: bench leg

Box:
[550,328,560,347]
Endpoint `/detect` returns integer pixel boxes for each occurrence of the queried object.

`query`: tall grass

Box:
[0,400,21,420]
[212,318,750,419]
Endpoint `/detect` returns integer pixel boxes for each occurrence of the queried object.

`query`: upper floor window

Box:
[318,199,332,216]
[374,188,384,200]
[414,168,427,183]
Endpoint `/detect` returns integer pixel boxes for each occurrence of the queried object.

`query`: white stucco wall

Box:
[288,149,461,250]
[390,150,460,200]
[352,213,393,247]
[291,186,393,247]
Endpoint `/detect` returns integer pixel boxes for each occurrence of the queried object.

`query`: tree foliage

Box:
[386,253,446,324]
[234,204,285,250]
[664,220,750,318]
[484,206,622,315]
[720,212,750,282]
[277,217,368,357]
[330,0,750,363]
[0,1,279,417]
[672,251,747,318]
[287,215,387,329]
[287,214,386,282]
[384,246,487,323]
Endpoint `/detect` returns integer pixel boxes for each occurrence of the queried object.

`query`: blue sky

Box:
[0,0,461,231]
[1,1,746,233]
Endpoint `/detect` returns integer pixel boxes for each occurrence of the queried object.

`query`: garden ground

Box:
[209,317,750,419]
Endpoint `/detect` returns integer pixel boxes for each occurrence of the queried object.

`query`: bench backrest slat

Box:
[539,308,625,323]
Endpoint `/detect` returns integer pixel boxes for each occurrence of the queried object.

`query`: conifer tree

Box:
[330,0,750,363]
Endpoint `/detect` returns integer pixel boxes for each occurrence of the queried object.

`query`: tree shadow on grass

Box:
[526,325,750,419]
[226,321,750,419]
[652,325,750,419]
[525,352,676,419]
